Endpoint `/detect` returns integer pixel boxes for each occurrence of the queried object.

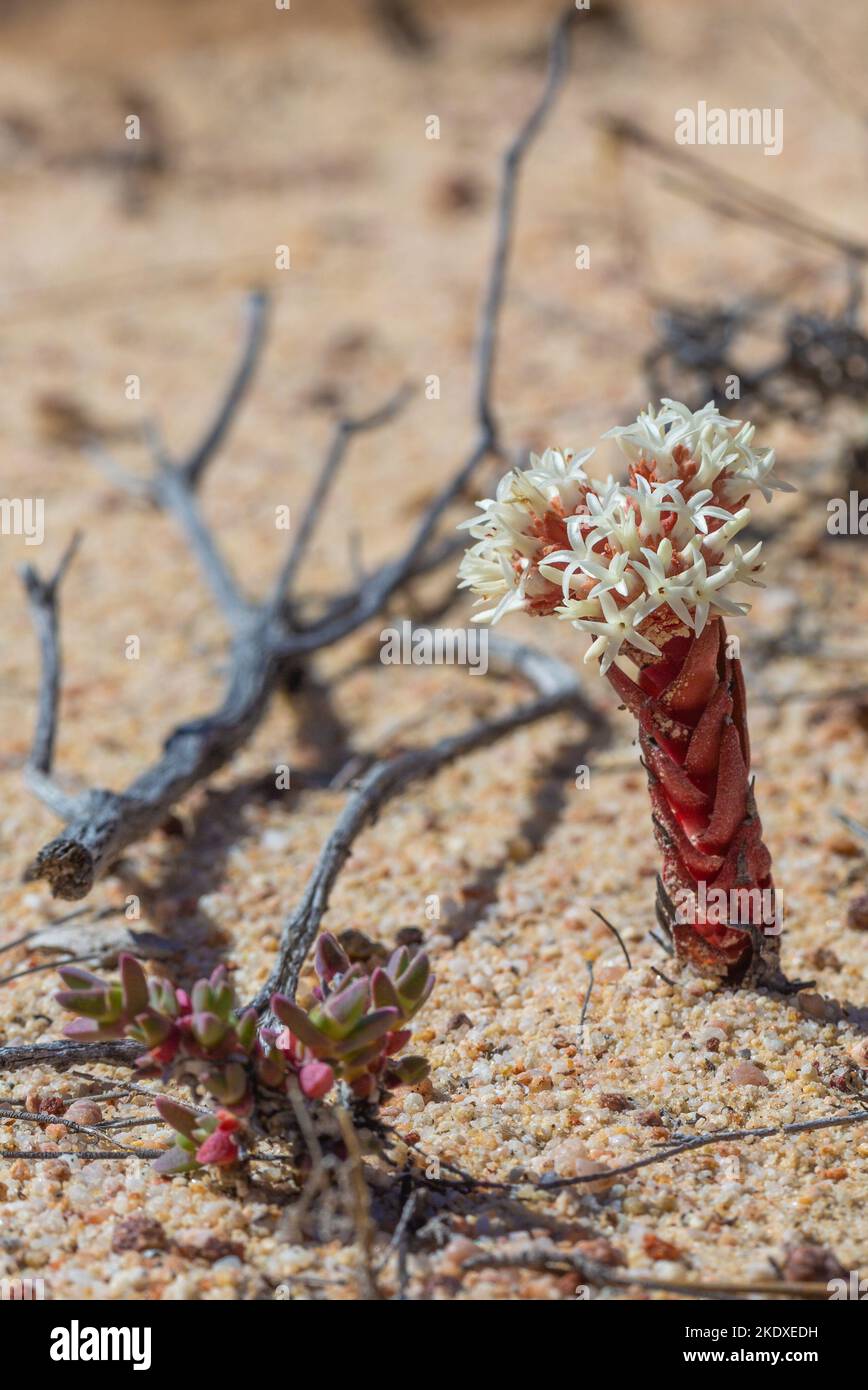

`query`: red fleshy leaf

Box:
[660,619,720,717]
[697,722,748,852]
[684,684,733,778]
[298,1061,334,1100]
[195,1127,239,1167]
[641,732,709,814]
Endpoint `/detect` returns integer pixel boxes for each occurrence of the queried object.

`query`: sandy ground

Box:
[0,0,867,1299]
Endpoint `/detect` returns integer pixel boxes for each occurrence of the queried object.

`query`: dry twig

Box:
[378,1106,868,1196]
[462,1238,832,1301]
[336,1106,383,1300]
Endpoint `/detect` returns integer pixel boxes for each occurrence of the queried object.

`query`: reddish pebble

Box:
[64,1101,104,1126]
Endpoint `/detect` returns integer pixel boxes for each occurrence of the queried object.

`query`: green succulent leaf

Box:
[62,1018,126,1042]
[271,995,328,1050]
[235,1008,258,1051]
[149,979,176,1015]
[256,1054,285,1088]
[191,980,214,1014]
[132,1009,174,1047]
[54,989,113,1020]
[333,1039,386,1072]
[370,968,401,1012]
[205,1062,248,1107]
[386,946,410,982]
[208,968,235,1019]
[320,979,370,1036]
[152,1145,200,1175]
[57,964,106,990]
[154,1094,201,1139]
[396,951,432,1007]
[119,953,149,1017]
[331,1007,399,1056]
[314,931,350,984]
[191,1011,225,1049]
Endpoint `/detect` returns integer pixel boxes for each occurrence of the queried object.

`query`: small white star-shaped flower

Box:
[571,590,661,674]
[677,553,748,634]
[629,542,694,628]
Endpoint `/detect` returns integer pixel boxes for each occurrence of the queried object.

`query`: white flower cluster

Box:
[457,399,792,674]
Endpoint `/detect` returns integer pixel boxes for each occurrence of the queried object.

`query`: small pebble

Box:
[846,894,868,931]
[177,1231,243,1262]
[782,1241,846,1283]
[64,1101,104,1126]
[642,1232,683,1262]
[112,1214,167,1254]
[576,1237,624,1267]
[848,1039,868,1067]
[550,1140,614,1191]
[727,1061,771,1088]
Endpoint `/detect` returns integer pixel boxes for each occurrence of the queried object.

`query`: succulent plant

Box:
[272,933,434,1100]
[55,932,434,1173]
[56,956,256,1113]
[458,399,792,985]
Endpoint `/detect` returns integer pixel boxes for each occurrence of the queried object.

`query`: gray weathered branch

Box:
[252,630,606,1010]
[19,534,82,821]
[270,383,413,609]
[0,1038,141,1074]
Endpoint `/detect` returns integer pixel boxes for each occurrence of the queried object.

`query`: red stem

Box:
[607,619,778,980]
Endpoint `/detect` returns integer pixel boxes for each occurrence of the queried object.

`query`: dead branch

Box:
[336,1105,383,1300]
[833,809,868,845]
[270,3,579,646]
[22,595,291,899]
[21,6,580,902]
[0,1105,158,1155]
[603,114,868,263]
[461,1239,832,1301]
[180,289,271,492]
[590,906,632,968]
[19,534,82,820]
[579,960,594,1030]
[252,631,605,1009]
[0,1038,141,1074]
[88,289,270,506]
[23,372,412,901]
[270,384,413,607]
[0,1148,164,1161]
[1,629,606,1082]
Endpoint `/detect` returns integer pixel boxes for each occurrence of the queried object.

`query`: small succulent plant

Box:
[270,931,434,1100]
[54,932,434,1174]
[56,955,258,1113]
[458,400,791,984]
